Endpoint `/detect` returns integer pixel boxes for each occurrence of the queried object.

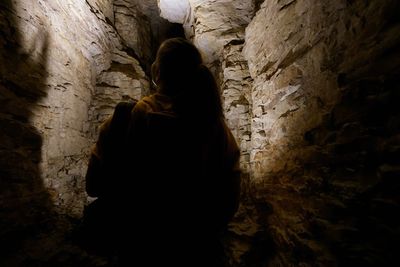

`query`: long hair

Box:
[151,38,223,123]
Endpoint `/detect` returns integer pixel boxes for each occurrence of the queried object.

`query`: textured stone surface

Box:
[182,0,256,172]
[221,41,253,174]
[243,0,400,265]
[88,50,149,139]
[185,0,255,69]
[0,0,149,212]
[87,0,114,24]
[114,0,154,71]
[0,0,148,263]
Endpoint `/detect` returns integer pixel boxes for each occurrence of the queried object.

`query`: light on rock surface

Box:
[158,0,190,24]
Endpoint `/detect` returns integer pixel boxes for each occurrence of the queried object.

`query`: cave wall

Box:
[243,0,400,266]
[183,0,400,266]
[0,0,149,253]
[182,0,258,179]
[114,0,155,72]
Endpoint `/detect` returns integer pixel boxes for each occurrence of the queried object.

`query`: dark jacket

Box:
[124,93,241,229]
[84,93,241,265]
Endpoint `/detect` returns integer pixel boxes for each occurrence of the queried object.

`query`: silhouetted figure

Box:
[82,37,241,266]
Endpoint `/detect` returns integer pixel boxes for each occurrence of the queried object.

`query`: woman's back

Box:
[84,37,241,266]
[119,92,240,266]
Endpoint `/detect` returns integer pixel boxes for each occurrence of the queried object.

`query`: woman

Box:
[126,37,241,266]
[86,37,241,266]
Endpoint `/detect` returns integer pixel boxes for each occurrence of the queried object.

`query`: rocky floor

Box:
[0,202,271,267]
[1,215,111,267]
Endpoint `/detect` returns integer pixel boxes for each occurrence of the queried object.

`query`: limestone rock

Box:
[114,0,153,70]
[86,0,114,24]
[88,50,149,139]
[0,0,148,227]
[182,1,257,172]
[243,0,400,265]
[185,0,255,68]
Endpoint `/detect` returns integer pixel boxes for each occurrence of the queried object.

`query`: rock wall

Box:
[0,0,148,256]
[182,0,257,178]
[243,0,400,266]
[114,0,154,72]
[184,0,255,71]
[179,0,400,265]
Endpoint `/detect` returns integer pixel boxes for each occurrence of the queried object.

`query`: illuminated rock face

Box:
[183,0,400,266]
[159,0,190,24]
[185,0,255,67]
[114,0,154,70]
[241,1,400,266]
[0,0,149,224]
[175,0,258,179]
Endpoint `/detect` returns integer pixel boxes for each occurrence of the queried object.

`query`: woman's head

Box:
[152,38,203,93]
[152,37,223,120]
